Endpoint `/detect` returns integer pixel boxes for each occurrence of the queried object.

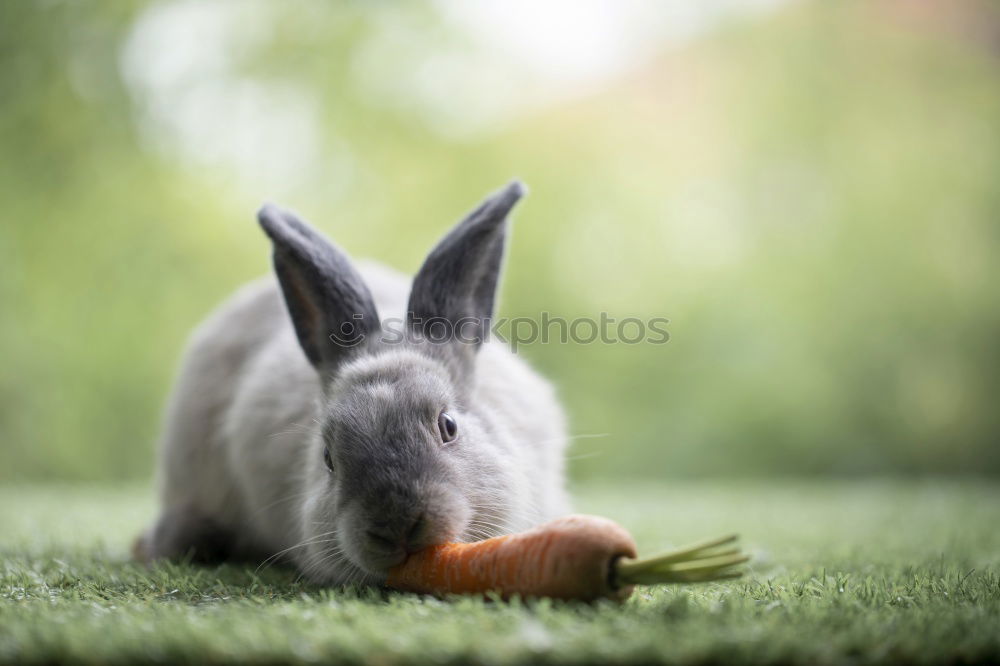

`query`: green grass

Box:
[2,481,998,665]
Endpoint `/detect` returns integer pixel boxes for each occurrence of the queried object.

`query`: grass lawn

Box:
[1,480,998,665]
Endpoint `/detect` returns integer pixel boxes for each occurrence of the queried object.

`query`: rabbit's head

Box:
[257,182,527,582]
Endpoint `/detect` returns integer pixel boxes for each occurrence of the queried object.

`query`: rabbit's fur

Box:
[136,182,570,585]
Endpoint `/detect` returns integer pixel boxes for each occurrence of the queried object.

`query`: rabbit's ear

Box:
[407,181,526,348]
[258,204,380,373]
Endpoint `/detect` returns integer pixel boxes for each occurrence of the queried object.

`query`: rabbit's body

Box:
[139,183,571,585]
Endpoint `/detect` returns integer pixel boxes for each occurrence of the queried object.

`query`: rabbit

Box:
[134,181,571,586]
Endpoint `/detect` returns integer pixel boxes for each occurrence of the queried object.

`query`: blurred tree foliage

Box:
[2,1,998,481]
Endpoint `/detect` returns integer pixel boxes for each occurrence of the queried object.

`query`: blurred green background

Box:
[2,0,998,483]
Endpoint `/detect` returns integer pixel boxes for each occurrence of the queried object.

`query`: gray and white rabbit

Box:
[135,181,571,585]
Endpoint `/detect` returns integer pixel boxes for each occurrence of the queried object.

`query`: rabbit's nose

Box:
[365,513,426,554]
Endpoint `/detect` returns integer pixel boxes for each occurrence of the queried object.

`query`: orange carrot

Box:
[387,514,747,602]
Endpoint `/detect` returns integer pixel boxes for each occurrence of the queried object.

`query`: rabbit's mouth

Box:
[334,529,406,579]
[355,548,407,574]
[305,543,392,585]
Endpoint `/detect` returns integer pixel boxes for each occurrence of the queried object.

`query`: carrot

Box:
[386,514,748,602]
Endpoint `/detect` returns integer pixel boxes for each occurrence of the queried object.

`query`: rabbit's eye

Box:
[323,446,334,473]
[437,411,458,443]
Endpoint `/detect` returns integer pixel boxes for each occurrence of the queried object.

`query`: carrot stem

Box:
[634,534,738,566]
[614,534,748,587]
